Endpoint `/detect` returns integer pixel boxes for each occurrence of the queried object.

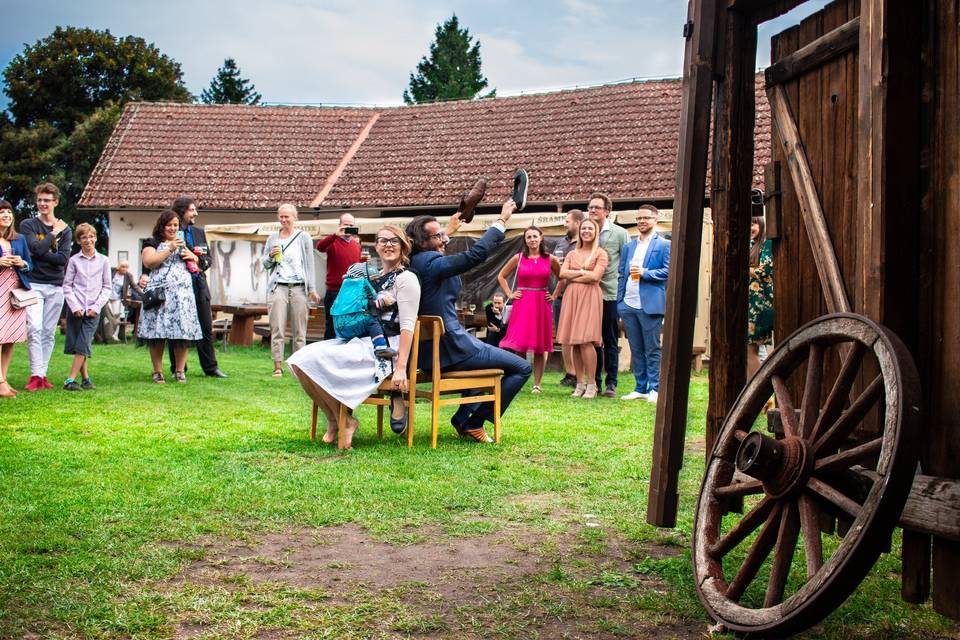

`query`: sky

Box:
[2,0,830,110]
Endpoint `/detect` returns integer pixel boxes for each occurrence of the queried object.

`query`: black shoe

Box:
[512,168,528,211]
[559,373,577,387]
[458,177,487,224]
[205,369,228,378]
[63,381,82,391]
[374,346,397,360]
[80,379,96,390]
[603,385,617,398]
[389,392,408,435]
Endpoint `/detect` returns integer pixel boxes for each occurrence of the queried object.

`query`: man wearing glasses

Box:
[20,183,73,391]
[587,192,629,398]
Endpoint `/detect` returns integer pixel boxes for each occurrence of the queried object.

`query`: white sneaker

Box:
[646,390,659,403]
[620,391,648,400]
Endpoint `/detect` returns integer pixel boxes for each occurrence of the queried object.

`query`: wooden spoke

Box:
[814,438,884,475]
[809,341,867,443]
[799,343,825,438]
[764,500,801,607]
[798,494,824,578]
[814,375,884,454]
[714,478,765,499]
[709,497,775,559]
[807,477,863,519]
[726,503,784,603]
[771,375,799,437]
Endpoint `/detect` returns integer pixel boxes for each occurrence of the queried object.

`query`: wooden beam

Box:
[706,10,758,461]
[765,16,860,87]
[763,161,782,239]
[728,0,807,24]
[645,0,718,528]
[767,84,851,313]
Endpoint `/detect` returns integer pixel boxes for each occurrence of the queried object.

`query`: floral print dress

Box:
[748,239,774,345]
[137,242,203,342]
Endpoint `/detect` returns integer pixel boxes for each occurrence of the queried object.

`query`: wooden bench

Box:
[252,309,327,344]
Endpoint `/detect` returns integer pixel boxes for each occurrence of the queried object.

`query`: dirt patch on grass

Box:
[161,504,705,639]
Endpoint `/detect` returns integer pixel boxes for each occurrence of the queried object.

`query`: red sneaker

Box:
[41,377,55,390]
[24,376,43,391]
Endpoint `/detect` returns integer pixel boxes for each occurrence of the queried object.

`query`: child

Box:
[340,262,397,359]
[61,223,111,390]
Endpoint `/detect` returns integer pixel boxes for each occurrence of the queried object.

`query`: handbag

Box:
[10,287,38,309]
[141,287,165,310]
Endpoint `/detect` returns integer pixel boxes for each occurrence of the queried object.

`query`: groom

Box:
[406,199,532,443]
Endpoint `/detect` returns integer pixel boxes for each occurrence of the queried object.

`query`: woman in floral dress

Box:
[748,215,774,378]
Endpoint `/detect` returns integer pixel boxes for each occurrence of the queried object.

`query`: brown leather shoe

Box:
[457,177,487,223]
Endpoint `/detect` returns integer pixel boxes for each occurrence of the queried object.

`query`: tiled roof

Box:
[80,77,771,211]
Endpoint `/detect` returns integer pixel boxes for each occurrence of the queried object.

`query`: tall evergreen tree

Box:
[201,58,262,105]
[403,15,494,105]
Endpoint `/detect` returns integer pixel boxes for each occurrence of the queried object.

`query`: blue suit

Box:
[410,226,532,429]
[2,235,33,289]
[616,234,670,393]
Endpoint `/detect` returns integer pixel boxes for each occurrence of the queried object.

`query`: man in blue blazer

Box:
[616,205,671,403]
[406,200,532,443]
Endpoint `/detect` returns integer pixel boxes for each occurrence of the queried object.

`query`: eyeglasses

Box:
[587,205,607,211]
[375,237,401,246]
[428,232,444,241]
[638,215,657,221]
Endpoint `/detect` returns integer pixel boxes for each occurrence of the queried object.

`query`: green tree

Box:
[201,58,262,105]
[403,14,494,105]
[1,27,190,227]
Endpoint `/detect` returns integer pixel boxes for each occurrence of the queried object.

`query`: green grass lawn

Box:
[0,338,954,639]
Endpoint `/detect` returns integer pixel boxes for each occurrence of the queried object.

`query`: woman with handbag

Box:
[137,210,202,383]
[0,200,33,398]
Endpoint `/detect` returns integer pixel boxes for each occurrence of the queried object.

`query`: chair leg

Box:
[310,403,318,441]
[407,394,415,448]
[431,396,440,449]
[377,404,384,440]
[337,404,349,450]
[494,378,502,444]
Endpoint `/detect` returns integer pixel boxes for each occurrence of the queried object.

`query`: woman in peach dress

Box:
[555,218,608,399]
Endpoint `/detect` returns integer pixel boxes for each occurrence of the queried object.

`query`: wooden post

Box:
[646,0,718,528]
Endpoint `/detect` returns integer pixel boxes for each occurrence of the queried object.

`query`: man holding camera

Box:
[315,213,361,340]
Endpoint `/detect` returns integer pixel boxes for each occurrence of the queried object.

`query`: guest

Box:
[748,216,774,379]
[167,197,227,378]
[138,210,203,383]
[406,200,532,443]
[61,224,111,391]
[20,182,72,391]
[617,205,670,403]
[101,260,133,343]
[315,213,361,340]
[484,293,507,348]
[262,204,320,377]
[0,200,33,398]
[587,192,628,397]
[289,225,420,448]
[556,218,608,398]
[553,209,583,387]
[497,225,561,394]
[124,273,148,345]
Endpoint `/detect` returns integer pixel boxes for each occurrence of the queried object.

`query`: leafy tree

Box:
[3,26,191,135]
[201,58,262,105]
[403,14,494,105]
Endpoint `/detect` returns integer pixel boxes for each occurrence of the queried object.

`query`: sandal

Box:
[531,384,541,395]
[272,368,283,378]
[0,379,15,398]
[174,371,187,383]
[152,372,165,384]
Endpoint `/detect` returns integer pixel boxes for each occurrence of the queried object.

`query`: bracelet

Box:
[497,218,508,225]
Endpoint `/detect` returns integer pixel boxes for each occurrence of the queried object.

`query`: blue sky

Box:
[2,0,829,110]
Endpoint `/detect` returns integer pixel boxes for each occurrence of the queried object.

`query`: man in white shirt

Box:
[616,205,671,403]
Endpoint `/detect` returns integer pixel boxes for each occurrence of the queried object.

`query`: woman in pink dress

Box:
[497,226,561,394]
[0,200,33,398]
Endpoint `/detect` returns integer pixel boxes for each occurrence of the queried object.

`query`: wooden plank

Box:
[728,0,807,24]
[706,9,758,460]
[901,531,930,604]
[765,16,860,87]
[767,84,851,314]
[763,161,782,239]
[646,0,718,528]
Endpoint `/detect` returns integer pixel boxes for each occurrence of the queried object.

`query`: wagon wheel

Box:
[692,313,920,637]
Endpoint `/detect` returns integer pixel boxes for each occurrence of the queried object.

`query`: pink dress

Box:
[500,254,553,354]
[0,264,27,344]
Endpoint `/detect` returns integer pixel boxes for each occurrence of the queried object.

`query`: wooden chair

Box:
[312,317,423,449]
[415,315,504,448]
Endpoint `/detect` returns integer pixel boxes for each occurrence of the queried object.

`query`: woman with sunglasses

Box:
[289,225,420,449]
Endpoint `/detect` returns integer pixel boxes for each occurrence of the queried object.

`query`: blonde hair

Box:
[378,224,412,267]
[75,222,97,240]
[577,218,601,268]
[277,203,298,218]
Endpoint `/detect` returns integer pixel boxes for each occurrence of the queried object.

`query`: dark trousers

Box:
[444,343,532,429]
[169,277,219,374]
[619,304,663,393]
[323,289,338,340]
[594,299,620,389]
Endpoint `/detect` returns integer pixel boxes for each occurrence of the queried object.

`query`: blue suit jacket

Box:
[616,234,670,315]
[2,235,33,289]
[410,225,505,368]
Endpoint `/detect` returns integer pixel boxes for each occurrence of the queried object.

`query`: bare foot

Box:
[340,415,360,450]
[322,420,337,445]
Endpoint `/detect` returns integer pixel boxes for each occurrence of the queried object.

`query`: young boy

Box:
[340,262,397,359]
[61,223,111,390]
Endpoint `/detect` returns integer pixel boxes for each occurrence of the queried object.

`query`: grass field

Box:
[0,338,955,639]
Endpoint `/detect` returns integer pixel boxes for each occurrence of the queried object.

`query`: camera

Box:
[344,226,360,236]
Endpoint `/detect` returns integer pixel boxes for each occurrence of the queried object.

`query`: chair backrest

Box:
[415,315,445,384]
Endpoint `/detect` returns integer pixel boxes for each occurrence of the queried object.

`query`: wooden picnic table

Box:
[212,304,268,346]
